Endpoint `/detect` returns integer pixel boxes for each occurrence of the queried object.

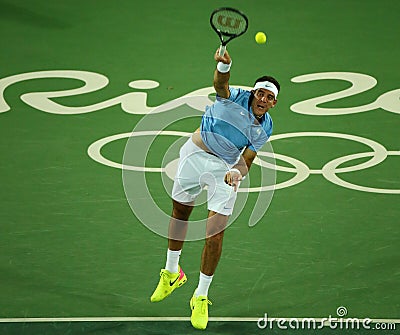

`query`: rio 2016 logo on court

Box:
[1,70,399,238]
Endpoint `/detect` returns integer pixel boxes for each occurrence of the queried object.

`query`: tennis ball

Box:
[255,32,267,44]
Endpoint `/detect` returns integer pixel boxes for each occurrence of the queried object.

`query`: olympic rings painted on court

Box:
[87,131,399,194]
[268,132,388,174]
[242,152,310,192]
[87,130,191,171]
[322,151,400,194]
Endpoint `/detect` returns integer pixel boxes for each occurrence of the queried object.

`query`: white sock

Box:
[195,272,213,297]
[165,249,181,273]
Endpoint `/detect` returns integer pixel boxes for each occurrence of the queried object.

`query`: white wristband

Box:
[217,61,232,73]
[229,168,241,175]
[229,168,246,180]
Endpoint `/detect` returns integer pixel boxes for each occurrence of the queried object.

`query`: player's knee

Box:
[172,200,193,220]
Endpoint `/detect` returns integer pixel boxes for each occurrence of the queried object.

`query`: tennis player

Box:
[150,48,280,330]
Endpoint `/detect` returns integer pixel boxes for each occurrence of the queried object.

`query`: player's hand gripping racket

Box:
[210,7,248,56]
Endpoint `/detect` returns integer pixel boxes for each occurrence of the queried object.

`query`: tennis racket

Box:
[210,7,249,56]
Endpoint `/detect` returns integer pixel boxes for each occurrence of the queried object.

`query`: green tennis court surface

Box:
[0,0,399,334]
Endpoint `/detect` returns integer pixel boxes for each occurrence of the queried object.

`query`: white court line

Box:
[0,317,399,323]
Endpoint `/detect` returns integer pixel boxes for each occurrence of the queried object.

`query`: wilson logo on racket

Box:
[217,16,241,29]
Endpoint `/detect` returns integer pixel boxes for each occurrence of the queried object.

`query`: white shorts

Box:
[171,137,238,216]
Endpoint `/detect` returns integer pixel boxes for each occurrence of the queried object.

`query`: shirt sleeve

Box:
[228,87,243,102]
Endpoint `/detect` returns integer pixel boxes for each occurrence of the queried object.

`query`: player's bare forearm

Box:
[224,150,256,192]
[233,148,257,176]
[213,70,230,98]
[231,155,249,177]
[213,48,231,98]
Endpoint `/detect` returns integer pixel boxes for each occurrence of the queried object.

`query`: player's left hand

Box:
[224,169,242,192]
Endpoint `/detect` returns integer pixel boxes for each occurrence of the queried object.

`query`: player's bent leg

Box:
[168,200,194,249]
[150,265,187,302]
[201,211,228,274]
[150,201,193,303]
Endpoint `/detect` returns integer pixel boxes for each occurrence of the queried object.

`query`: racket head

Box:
[210,7,249,46]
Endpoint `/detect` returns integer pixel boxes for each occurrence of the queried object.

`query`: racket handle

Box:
[219,45,226,56]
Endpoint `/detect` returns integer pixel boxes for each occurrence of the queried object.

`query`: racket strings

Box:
[211,10,247,36]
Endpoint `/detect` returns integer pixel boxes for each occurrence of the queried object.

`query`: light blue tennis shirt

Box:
[200,87,273,164]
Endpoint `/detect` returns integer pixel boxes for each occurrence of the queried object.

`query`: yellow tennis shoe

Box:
[150,266,187,302]
[190,293,212,330]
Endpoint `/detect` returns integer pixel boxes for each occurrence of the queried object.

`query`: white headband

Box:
[253,81,278,98]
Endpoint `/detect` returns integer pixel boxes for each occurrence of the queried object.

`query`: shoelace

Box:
[198,298,212,314]
[160,270,178,284]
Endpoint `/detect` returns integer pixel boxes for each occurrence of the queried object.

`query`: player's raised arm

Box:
[213,48,231,99]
